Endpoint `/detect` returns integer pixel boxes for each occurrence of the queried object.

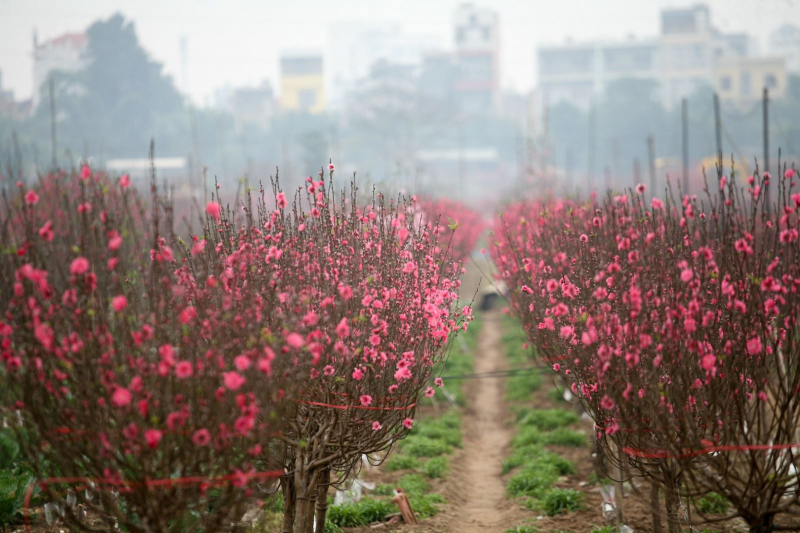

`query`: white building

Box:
[32,32,88,108]
[326,23,441,109]
[538,37,659,112]
[453,3,500,113]
[537,4,755,113]
[770,24,800,73]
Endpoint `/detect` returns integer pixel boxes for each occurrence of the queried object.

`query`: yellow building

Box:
[280,54,325,114]
[715,56,787,105]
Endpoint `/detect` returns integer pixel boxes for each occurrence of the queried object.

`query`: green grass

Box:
[326,498,394,527]
[539,428,586,447]
[504,526,540,533]
[423,456,450,479]
[538,488,584,516]
[383,454,421,472]
[412,414,462,448]
[502,445,575,476]
[695,492,730,515]
[398,435,453,457]
[507,465,559,498]
[589,526,617,533]
[516,408,579,431]
[372,484,395,496]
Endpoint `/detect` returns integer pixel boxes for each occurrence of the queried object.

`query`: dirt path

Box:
[450,312,513,532]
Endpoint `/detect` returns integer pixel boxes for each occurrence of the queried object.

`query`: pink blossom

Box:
[112,295,128,312]
[235,355,251,371]
[25,190,39,205]
[394,367,412,381]
[680,268,693,282]
[352,368,364,381]
[334,318,350,338]
[651,197,664,209]
[553,363,561,372]
[39,220,54,241]
[701,354,716,371]
[223,371,246,390]
[206,201,222,221]
[521,285,533,294]
[176,361,193,379]
[80,165,91,180]
[193,429,211,447]
[403,261,416,273]
[434,377,444,387]
[276,192,287,209]
[425,387,435,397]
[338,285,353,300]
[403,418,414,429]
[372,421,382,431]
[746,337,762,355]
[120,174,130,188]
[144,429,163,450]
[636,183,646,194]
[600,395,615,410]
[112,388,132,407]
[359,395,372,406]
[286,333,304,349]
[191,240,206,255]
[70,257,90,275]
[785,169,795,180]
[559,325,573,338]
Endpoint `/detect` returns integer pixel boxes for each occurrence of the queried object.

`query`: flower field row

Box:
[0,166,480,532]
[492,166,800,532]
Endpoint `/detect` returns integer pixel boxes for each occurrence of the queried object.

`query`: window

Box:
[765,74,777,90]
[720,76,732,91]
[298,89,317,111]
[740,72,751,97]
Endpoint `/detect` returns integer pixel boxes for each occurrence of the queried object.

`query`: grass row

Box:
[321,318,482,530]
[500,315,588,529]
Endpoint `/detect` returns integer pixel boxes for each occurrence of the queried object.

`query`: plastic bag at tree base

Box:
[66,490,77,509]
[44,502,63,526]
[599,484,616,524]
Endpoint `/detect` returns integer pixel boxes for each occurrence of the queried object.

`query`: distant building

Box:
[327,23,440,109]
[228,81,276,131]
[32,31,88,108]
[453,3,500,114]
[658,4,751,106]
[537,3,761,112]
[770,24,800,73]
[280,53,325,114]
[0,70,32,120]
[715,56,787,105]
[538,37,659,111]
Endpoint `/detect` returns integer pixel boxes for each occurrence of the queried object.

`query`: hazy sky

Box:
[1,0,797,105]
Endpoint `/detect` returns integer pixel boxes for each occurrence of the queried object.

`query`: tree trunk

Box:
[314,469,331,533]
[293,447,311,533]
[282,475,296,533]
[305,479,318,533]
[664,480,680,533]
[650,481,663,533]
[749,513,776,533]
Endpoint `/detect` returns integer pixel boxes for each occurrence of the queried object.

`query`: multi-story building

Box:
[770,24,800,73]
[714,55,787,105]
[538,37,659,111]
[326,23,440,109]
[453,3,500,114]
[536,4,768,112]
[228,81,276,131]
[279,53,325,114]
[32,32,88,108]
